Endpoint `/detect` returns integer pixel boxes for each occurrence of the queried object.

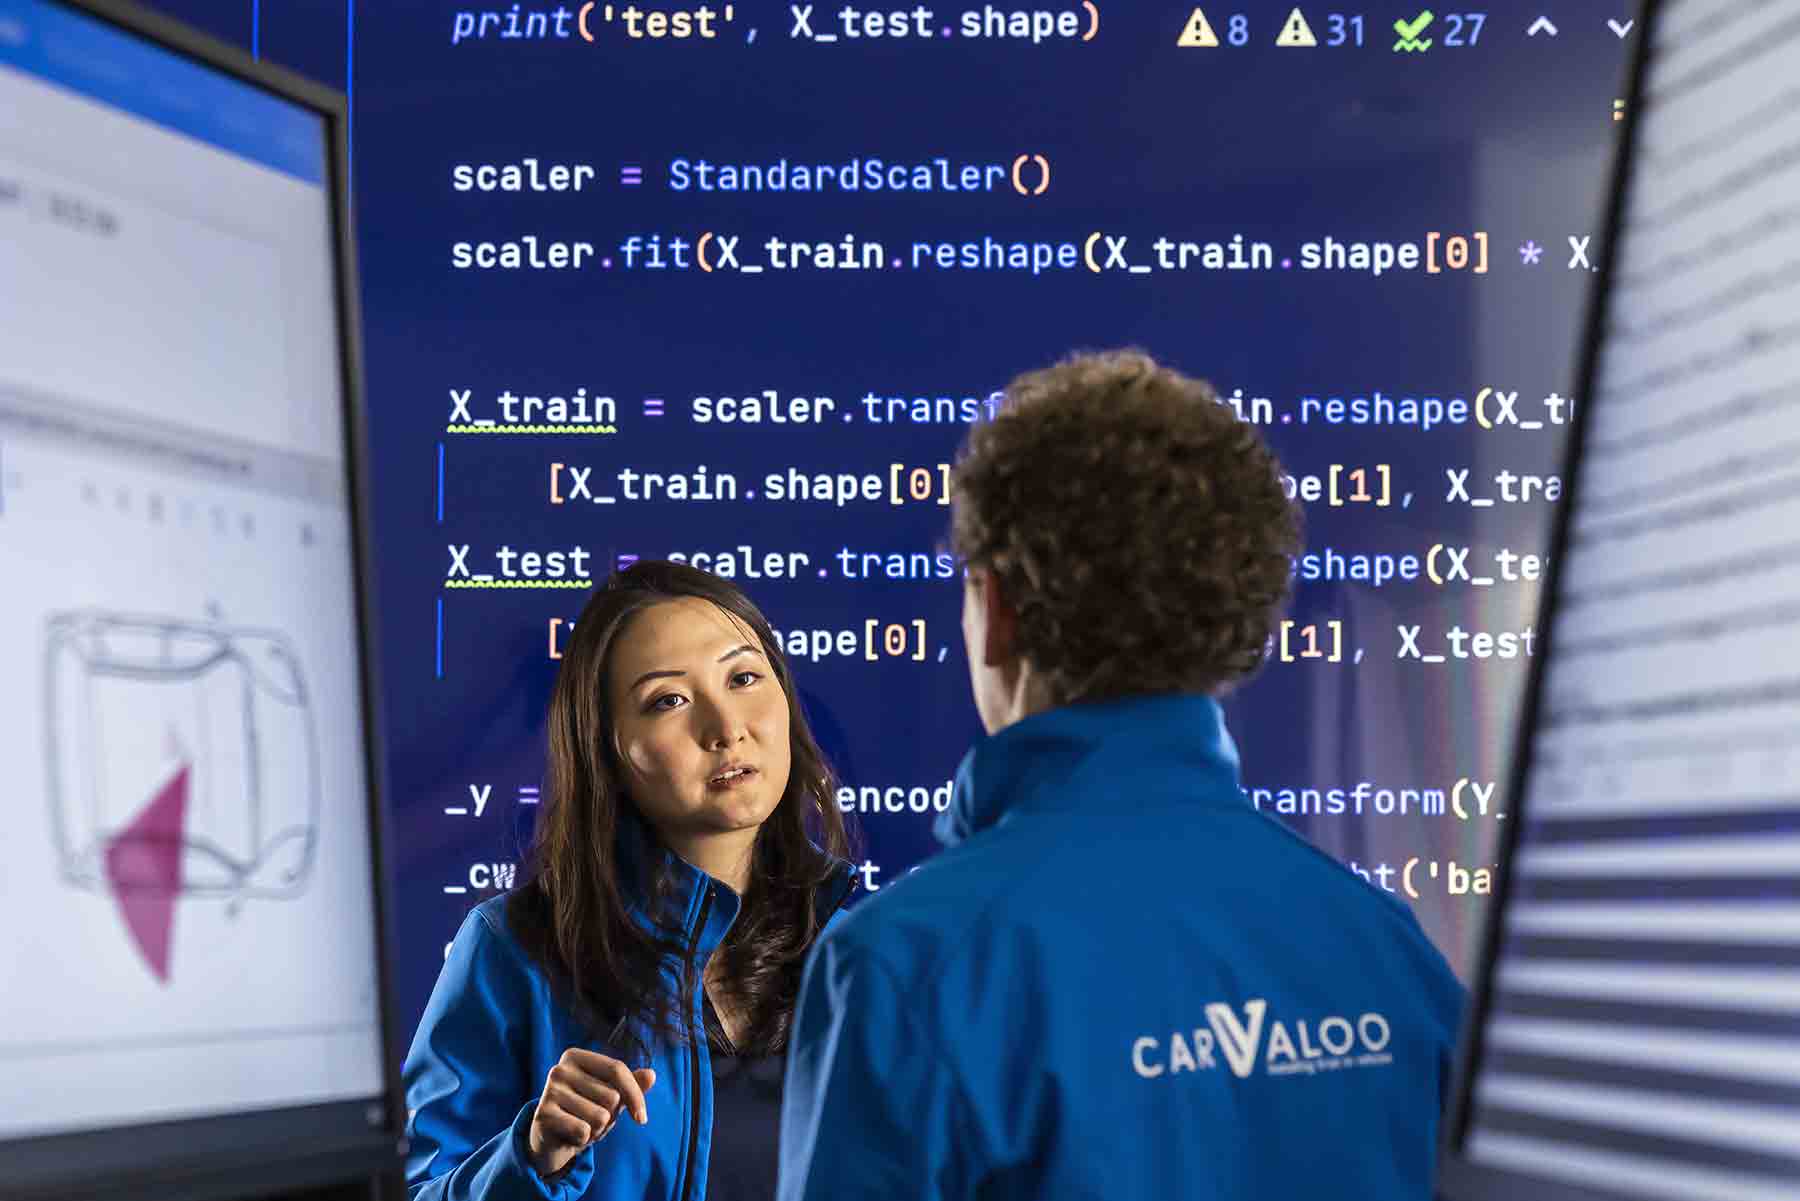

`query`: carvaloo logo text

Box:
[1130,999,1393,1080]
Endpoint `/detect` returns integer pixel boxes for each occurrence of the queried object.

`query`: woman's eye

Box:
[645,672,756,710]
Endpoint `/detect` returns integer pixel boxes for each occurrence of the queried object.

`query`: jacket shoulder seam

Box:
[1238,808,1438,940]
[470,899,547,987]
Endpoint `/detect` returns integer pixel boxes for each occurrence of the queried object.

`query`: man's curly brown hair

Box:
[950,349,1303,703]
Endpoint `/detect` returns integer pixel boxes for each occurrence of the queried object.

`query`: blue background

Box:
[122,0,1628,1048]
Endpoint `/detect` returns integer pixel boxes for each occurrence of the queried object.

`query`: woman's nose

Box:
[697,697,748,748]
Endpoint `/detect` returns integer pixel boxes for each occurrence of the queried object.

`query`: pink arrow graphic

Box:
[104,763,190,983]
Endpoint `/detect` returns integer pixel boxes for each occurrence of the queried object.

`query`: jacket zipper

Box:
[675,887,714,1201]
[672,868,849,1200]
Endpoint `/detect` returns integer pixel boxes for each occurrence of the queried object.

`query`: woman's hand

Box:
[526,1048,657,1179]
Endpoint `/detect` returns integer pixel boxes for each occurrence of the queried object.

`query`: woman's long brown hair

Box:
[505,560,856,1060]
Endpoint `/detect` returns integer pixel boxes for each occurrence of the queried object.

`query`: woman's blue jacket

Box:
[402,812,857,1201]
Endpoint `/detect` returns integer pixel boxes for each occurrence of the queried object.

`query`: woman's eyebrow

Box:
[629,644,760,692]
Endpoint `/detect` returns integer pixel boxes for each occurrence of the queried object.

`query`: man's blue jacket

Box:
[402,809,857,1200]
[778,692,1466,1200]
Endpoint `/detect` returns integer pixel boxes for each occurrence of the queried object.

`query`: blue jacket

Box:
[779,693,1466,1200]
[403,810,857,1200]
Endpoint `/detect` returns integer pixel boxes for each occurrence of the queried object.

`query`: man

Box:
[778,349,1465,1200]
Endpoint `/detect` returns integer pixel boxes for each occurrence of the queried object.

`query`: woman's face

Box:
[606,597,792,841]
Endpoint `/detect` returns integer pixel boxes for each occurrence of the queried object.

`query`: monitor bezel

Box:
[1437,2,1667,1197]
[4,1,403,1196]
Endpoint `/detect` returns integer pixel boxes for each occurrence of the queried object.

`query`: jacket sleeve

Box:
[777,928,978,1201]
[402,909,600,1201]
[1379,888,1470,1114]
[1433,963,1470,1112]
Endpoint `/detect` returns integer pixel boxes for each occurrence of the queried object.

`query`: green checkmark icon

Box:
[1393,9,1434,51]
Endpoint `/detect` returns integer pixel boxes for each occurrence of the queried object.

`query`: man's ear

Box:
[979,567,1019,668]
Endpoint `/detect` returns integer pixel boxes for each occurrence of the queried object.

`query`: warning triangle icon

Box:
[1276,7,1317,46]
[1177,7,1220,47]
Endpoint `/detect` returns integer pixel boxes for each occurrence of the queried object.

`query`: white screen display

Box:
[1466,1,1800,1197]
[0,0,385,1139]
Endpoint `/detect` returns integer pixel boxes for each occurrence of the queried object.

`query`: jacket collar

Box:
[615,803,857,954]
[934,692,1243,848]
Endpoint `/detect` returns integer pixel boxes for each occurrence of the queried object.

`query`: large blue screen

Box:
[136,0,1630,1041]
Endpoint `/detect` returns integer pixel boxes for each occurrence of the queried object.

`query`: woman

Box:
[402,560,859,1201]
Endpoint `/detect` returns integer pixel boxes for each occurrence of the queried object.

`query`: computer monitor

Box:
[0,0,400,1196]
[1441,1,1800,1198]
